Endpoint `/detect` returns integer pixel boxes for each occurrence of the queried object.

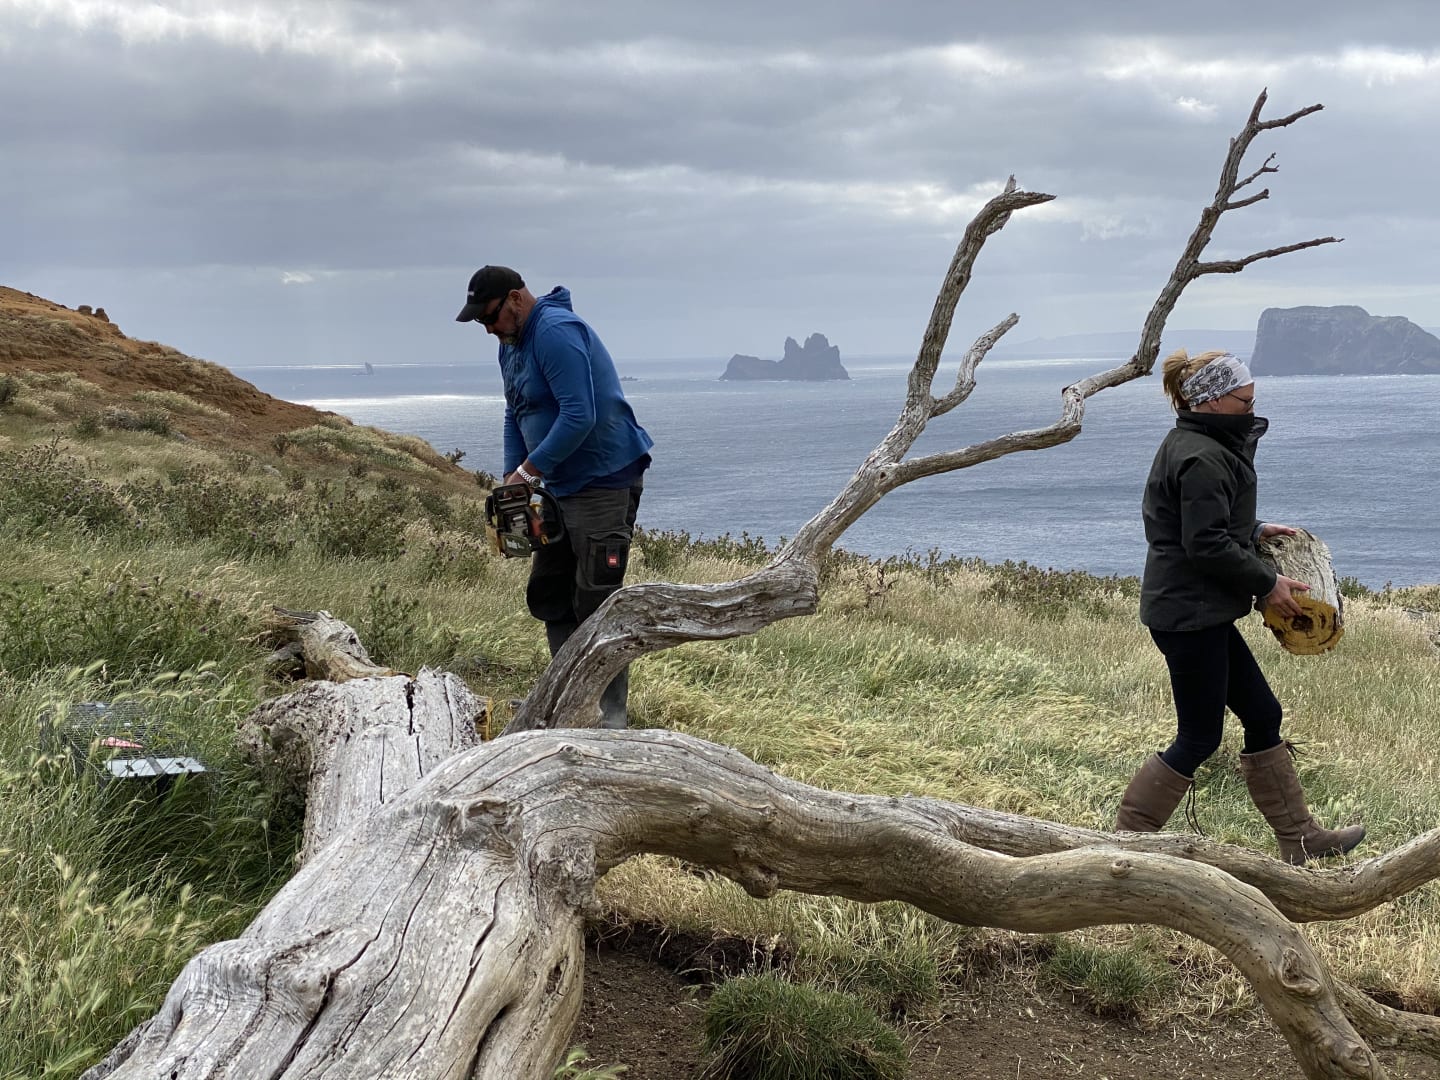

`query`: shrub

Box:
[416,528,492,583]
[0,570,251,679]
[0,373,17,407]
[984,559,1139,619]
[356,583,422,667]
[632,528,773,575]
[0,438,137,537]
[698,973,907,1080]
[306,482,408,560]
[124,471,300,560]
[1338,576,1374,600]
[69,413,101,438]
[100,406,140,431]
[413,487,454,527]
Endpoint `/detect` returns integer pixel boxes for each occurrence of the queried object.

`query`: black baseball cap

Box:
[456,265,525,322]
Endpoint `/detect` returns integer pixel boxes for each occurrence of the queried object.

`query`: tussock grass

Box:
[698,972,908,1080]
[2,419,1438,1076]
[132,389,230,419]
[284,421,436,472]
[1040,933,1176,1017]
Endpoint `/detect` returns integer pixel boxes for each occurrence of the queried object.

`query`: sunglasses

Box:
[477,294,510,327]
[1225,390,1256,411]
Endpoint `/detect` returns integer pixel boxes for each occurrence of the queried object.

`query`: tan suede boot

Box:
[1115,753,1193,832]
[1239,742,1365,865]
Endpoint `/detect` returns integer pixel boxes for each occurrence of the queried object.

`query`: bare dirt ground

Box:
[575,929,1440,1080]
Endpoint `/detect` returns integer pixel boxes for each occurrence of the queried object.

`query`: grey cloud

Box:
[5,0,1440,364]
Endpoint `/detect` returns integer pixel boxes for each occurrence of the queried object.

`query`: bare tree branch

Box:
[907,180,1054,407]
[1257,99,1326,130]
[932,313,1020,417]
[1233,151,1279,193]
[1225,188,1271,211]
[1198,236,1344,274]
[1338,982,1440,1058]
[905,799,1440,926]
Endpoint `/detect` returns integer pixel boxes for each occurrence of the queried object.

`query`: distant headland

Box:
[1251,305,1440,376]
[720,333,850,381]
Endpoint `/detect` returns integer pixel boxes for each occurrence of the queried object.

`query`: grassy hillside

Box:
[2,291,1438,1077]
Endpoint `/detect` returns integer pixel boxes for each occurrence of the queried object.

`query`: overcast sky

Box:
[5,1,1440,366]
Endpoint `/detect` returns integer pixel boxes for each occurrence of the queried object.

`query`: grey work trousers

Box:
[525,479,642,728]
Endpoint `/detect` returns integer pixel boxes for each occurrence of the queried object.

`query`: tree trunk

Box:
[1258,529,1346,654]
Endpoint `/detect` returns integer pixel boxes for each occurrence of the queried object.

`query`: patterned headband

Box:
[1180,353,1252,407]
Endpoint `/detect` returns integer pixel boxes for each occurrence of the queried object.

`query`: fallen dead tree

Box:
[87,639,1440,1080]
[86,92,1440,1080]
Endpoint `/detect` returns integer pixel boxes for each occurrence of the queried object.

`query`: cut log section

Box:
[1257,529,1345,655]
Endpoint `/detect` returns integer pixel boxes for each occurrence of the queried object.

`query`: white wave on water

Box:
[299,393,503,410]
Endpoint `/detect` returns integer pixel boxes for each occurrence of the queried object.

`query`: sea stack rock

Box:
[1251,305,1440,375]
[720,333,851,381]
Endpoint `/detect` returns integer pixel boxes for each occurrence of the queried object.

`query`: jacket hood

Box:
[533,286,574,315]
[512,286,574,349]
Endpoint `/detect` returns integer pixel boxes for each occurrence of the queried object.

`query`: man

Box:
[457,265,652,728]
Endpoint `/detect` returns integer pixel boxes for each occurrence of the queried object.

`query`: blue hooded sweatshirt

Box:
[499,287,653,497]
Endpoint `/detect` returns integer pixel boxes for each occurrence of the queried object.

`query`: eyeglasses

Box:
[1224,390,1256,412]
[477,294,510,327]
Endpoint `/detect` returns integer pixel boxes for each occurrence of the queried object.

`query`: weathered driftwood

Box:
[86,93,1440,1080]
[266,606,402,681]
[1258,530,1346,654]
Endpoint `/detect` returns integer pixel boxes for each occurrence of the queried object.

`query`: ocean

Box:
[232,357,1439,589]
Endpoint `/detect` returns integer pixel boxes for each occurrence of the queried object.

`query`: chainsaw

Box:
[484,482,564,558]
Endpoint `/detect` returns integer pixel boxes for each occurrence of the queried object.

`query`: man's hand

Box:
[1258,523,1298,540]
[1263,574,1311,619]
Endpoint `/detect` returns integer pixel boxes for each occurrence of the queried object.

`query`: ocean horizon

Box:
[233,356,1440,589]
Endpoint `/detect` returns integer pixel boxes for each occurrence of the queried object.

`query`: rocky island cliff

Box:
[1251,305,1440,375]
[720,333,850,381]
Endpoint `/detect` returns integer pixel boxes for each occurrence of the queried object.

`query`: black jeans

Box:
[1150,622,1283,778]
[525,480,643,728]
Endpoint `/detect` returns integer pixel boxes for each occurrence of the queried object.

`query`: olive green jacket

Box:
[1139,411,1278,632]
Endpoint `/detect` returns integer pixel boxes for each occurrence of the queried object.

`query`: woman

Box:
[1115,349,1365,864]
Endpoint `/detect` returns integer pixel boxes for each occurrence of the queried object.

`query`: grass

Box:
[1,416,1438,1076]
[553,1047,629,1078]
[698,973,908,1080]
[1040,934,1176,1018]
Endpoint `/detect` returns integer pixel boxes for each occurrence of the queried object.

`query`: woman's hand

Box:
[1258,523,1298,540]
[1263,574,1311,619]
